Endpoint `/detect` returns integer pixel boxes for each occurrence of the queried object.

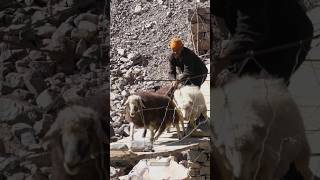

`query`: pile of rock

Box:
[0,0,108,179]
[186,148,211,180]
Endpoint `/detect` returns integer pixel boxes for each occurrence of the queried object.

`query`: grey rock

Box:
[61,87,83,103]
[25,0,34,6]
[0,139,5,154]
[29,50,45,61]
[27,143,44,153]
[21,131,37,147]
[110,143,129,151]
[75,39,87,57]
[77,44,99,71]
[31,10,47,24]
[21,163,38,174]
[0,62,14,81]
[7,172,25,180]
[29,61,56,78]
[43,39,76,75]
[23,70,46,96]
[33,114,54,137]
[10,89,34,101]
[0,81,14,95]
[0,156,19,172]
[4,24,27,32]
[5,73,24,88]
[0,98,40,124]
[16,59,31,74]
[77,21,97,39]
[26,173,49,180]
[36,89,64,112]
[40,166,51,174]
[70,28,91,41]
[11,123,33,137]
[25,152,51,167]
[74,13,99,26]
[117,48,126,57]
[35,23,57,38]
[134,4,143,14]
[51,23,74,41]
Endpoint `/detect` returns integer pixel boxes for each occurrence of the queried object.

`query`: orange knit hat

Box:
[170,37,183,51]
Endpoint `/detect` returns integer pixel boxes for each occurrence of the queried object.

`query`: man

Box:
[168,37,208,88]
[212,0,314,87]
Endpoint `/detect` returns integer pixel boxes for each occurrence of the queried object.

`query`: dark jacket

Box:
[212,0,313,62]
[168,47,208,82]
[212,0,313,81]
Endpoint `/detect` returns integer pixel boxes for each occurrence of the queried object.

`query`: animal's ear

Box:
[41,120,61,150]
[138,97,146,108]
[124,98,129,106]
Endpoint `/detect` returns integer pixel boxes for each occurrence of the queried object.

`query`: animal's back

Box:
[132,92,178,128]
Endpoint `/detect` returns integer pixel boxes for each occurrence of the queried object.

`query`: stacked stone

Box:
[186,148,211,180]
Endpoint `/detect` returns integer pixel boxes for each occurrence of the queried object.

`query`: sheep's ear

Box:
[138,97,146,108]
[124,99,129,106]
[42,121,61,142]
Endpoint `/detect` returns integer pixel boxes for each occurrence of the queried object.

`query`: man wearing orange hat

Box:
[168,37,208,87]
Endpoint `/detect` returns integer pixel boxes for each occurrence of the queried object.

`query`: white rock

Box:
[134,4,143,14]
[117,48,126,56]
[158,0,164,5]
[121,90,128,96]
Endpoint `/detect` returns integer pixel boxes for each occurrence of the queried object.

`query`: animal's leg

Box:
[145,128,155,152]
[175,122,182,140]
[180,119,186,136]
[130,122,135,141]
[142,128,147,138]
[154,124,167,140]
[166,125,171,133]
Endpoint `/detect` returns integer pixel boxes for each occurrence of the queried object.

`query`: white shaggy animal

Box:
[210,76,314,180]
[173,85,208,128]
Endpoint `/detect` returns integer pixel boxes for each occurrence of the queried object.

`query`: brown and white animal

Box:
[124,92,184,149]
[173,85,208,129]
[43,94,108,180]
[210,76,314,180]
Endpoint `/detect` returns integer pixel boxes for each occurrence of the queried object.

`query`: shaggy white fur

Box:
[174,85,208,128]
[210,76,313,180]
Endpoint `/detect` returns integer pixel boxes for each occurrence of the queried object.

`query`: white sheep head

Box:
[43,105,100,175]
[124,95,145,117]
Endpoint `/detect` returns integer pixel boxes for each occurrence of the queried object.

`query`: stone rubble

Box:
[0,0,108,179]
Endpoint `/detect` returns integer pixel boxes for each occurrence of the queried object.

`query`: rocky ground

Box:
[110,0,209,141]
[0,0,109,179]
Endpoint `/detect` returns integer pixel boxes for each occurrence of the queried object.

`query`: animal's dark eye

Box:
[77,140,89,158]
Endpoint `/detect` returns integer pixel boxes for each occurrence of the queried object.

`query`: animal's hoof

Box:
[143,146,154,152]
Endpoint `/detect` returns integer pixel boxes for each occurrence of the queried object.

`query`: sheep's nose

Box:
[130,113,135,117]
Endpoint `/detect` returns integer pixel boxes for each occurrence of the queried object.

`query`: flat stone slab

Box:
[110,128,210,165]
